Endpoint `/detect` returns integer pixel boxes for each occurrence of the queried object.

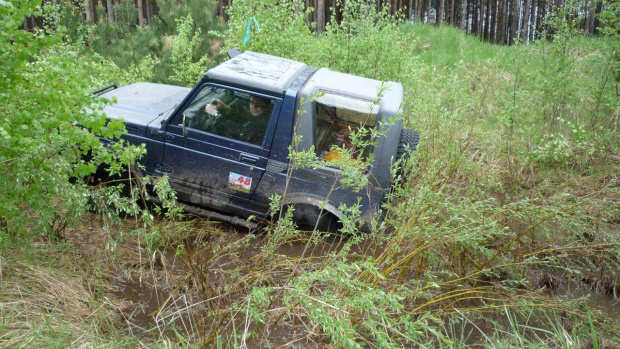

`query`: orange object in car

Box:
[321,149,342,161]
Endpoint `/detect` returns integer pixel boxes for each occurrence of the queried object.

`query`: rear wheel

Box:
[284,204,342,234]
[393,129,419,185]
[396,128,419,161]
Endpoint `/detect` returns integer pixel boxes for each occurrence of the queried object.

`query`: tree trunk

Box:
[438,0,445,24]
[521,0,530,43]
[529,0,536,42]
[408,0,414,19]
[316,0,326,33]
[137,0,144,27]
[85,0,93,22]
[532,0,539,40]
[460,0,467,30]
[218,0,225,17]
[484,0,490,40]
[468,0,473,33]
[582,0,588,32]
[475,0,479,37]
[448,0,455,24]
[535,0,544,40]
[146,0,152,25]
[478,0,483,38]
[306,0,312,26]
[593,0,602,35]
[223,0,230,21]
[587,1,595,35]
[219,0,230,20]
[479,0,484,36]
[93,0,99,24]
[335,0,343,24]
[478,0,486,40]
[23,15,31,31]
[106,0,115,23]
[416,0,423,21]
[427,0,432,23]
[500,0,507,44]
[147,0,157,25]
[498,0,503,42]
[469,0,474,33]
[509,0,518,45]
[490,0,496,42]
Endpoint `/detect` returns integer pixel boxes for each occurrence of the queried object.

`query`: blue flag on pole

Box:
[243,17,261,45]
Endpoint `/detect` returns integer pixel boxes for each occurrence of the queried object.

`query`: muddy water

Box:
[111,223,620,344]
[112,276,167,333]
[556,280,620,319]
[109,228,381,342]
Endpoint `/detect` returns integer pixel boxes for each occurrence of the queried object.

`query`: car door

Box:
[159,83,282,209]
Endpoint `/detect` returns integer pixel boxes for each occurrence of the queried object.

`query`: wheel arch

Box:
[279,193,344,221]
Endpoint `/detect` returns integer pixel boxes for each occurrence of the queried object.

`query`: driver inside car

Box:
[205,95,273,145]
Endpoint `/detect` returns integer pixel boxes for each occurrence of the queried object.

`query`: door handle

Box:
[239,154,259,164]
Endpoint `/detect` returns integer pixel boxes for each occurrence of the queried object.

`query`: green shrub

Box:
[56,0,224,85]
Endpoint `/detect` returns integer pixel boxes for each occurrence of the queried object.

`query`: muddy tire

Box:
[396,128,419,161]
[284,204,341,234]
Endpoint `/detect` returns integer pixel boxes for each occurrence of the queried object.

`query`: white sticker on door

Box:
[228,172,252,193]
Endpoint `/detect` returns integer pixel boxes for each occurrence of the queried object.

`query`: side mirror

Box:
[181,114,188,137]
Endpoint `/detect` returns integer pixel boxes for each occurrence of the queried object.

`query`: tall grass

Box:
[194,0,620,346]
[5,0,619,347]
[0,245,143,348]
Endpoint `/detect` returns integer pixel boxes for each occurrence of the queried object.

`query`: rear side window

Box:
[315,93,378,162]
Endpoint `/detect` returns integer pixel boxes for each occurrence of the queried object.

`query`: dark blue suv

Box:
[98,51,418,232]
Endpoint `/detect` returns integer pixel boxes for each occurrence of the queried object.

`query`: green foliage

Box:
[281,260,445,348]
[3,1,620,347]
[226,0,412,82]
[225,0,314,59]
[168,15,210,86]
[0,1,174,248]
[56,0,224,85]
[215,0,620,346]
[0,1,124,241]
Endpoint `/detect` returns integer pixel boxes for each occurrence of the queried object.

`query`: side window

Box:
[181,85,275,146]
[315,93,378,162]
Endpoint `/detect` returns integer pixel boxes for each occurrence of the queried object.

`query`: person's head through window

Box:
[249,96,272,117]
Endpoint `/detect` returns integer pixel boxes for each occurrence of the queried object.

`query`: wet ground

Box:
[107,222,620,346]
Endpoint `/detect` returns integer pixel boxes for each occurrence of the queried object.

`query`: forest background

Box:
[1,0,620,347]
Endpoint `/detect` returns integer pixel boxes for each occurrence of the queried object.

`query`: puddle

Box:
[112,272,211,340]
[112,276,168,332]
[109,223,620,345]
[556,279,620,319]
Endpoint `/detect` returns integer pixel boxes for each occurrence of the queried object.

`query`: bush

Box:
[56,0,224,85]
[0,1,136,242]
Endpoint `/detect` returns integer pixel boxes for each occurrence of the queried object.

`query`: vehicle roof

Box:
[301,68,403,102]
[205,51,308,95]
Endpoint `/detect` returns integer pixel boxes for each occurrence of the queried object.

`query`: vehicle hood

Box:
[100,82,191,131]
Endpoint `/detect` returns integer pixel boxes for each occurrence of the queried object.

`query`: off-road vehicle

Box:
[96,50,418,232]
